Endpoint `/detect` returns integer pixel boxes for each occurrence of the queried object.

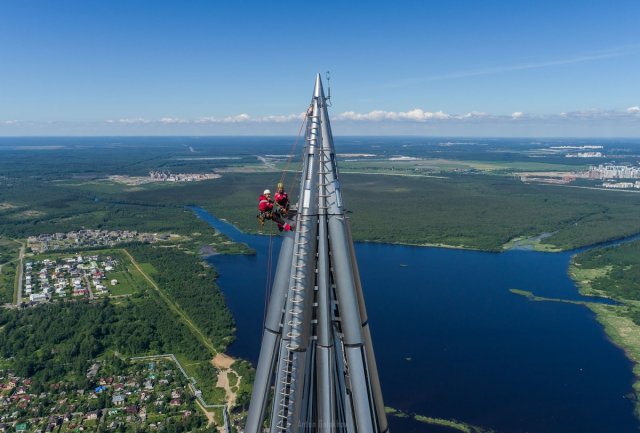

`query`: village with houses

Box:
[27,230,174,255]
[107,171,220,186]
[0,359,207,433]
[22,254,122,304]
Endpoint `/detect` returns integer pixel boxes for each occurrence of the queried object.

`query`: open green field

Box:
[339,158,587,175]
[108,270,145,295]
[137,262,159,277]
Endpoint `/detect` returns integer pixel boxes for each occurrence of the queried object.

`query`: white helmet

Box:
[264,189,271,195]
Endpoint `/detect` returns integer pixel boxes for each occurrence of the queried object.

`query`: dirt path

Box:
[212,354,240,409]
[15,243,24,305]
[196,399,217,426]
[212,353,235,369]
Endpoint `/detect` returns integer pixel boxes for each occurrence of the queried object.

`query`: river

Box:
[194,207,638,433]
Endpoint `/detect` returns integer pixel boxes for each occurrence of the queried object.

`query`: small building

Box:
[85,411,99,420]
[112,395,125,406]
[29,293,47,303]
[111,279,118,286]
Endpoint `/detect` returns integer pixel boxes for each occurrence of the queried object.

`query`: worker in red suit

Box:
[258,189,291,232]
[274,182,290,216]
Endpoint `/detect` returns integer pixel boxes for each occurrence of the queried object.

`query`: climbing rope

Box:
[262,107,309,325]
[277,107,310,204]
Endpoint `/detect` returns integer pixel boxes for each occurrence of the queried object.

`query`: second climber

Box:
[258,189,292,232]
[274,182,290,216]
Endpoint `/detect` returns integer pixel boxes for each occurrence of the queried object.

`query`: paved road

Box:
[15,244,25,305]
[83,274,95,299]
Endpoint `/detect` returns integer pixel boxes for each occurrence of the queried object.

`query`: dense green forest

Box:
[573,240,640,303]
[126,244,235,349]
[573,240,640,329]
[0,237,19,263]
[0,262,16,304]
[111,171,640,251]
[0,296,211,384]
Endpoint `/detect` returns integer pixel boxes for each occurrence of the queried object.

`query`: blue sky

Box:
[1,0,639,136]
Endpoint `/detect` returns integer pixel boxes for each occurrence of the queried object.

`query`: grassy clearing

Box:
[107,270,146,296]
[138,262,158,276]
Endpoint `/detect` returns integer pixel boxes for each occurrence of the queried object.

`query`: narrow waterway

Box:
[194,207,638,433]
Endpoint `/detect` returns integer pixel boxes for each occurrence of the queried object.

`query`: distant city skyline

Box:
[1,1,639,136]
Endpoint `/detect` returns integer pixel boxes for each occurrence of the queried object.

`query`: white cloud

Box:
[460,111,488,119]
[337,110,384,121]
[259,113,305,123]
[331,107,640,123]
[336,109,497,122]
[14,107,639,133]
[111,117,151,124]
[557,109,620,119]
[336,109,453,122]
[223,113,251,123]
[160,117,188,124]
[195,114,252,124]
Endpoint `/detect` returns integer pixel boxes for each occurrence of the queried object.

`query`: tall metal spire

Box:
[245,74,389,433]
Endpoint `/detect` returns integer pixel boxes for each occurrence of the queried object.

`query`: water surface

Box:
[194,208,638,433]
